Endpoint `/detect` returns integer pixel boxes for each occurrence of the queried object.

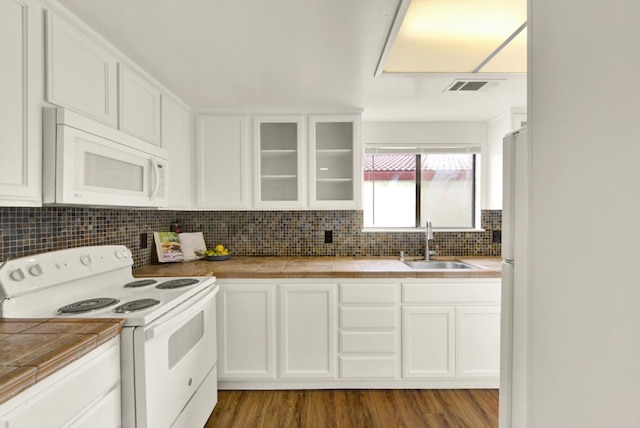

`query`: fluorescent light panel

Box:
[382,0,526,73]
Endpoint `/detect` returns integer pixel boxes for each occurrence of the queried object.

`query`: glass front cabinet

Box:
[253,113,361,209]
[308,114,361,209]
[253,115,305,209]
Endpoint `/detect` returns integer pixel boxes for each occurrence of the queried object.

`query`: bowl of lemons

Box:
[204,244,231,261]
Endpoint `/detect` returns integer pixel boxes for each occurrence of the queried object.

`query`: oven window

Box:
[168,311,204,369]
[85,152,145,192]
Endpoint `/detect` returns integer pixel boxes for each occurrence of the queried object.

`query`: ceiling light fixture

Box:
[375,0,527,75]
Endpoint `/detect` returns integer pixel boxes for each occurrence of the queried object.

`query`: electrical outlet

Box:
[492,230,501,244]
[324,230,333,244]
[140,233,148,249]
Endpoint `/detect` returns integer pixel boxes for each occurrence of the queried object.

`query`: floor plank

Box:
[206,389,499,428]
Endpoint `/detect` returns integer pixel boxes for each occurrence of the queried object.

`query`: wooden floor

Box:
[205,389,498,428]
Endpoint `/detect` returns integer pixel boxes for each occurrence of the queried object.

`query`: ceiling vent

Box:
[444,79,501,92]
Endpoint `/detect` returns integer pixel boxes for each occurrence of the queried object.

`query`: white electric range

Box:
[0,245,219,428]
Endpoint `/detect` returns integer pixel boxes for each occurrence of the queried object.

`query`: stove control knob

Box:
[115,250,125,259]
[10,269,25,282]
[80,255,92,266]
[29,264,43,277]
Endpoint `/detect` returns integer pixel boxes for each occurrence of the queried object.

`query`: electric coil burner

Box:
[57,297,120,314]
[114,298,160,313]
[124,279,158,288]
[156,278,200,289]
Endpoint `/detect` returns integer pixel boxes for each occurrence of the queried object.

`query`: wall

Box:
[529,0,640,426]
[484,111,510,209]
[0,207,501,268]
[362,121,487,146]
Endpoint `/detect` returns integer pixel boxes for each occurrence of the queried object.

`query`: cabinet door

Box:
[279,284,336,378]
[195,115,251,209]
[217,284,276,379]
[0,0,42,206]
[161,96,192,209]
[308,114,361,209]
[456,306,501,378]
[253,115,305,209]
[402,306,455,378]
[45,10,118,127]
[118,64,162,145]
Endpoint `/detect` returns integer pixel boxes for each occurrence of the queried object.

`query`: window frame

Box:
[363,147,482,231]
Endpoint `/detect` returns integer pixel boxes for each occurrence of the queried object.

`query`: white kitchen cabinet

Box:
[195,115,251,209]
[279,283,336,378]
[253,115,305,209]
[403,306,456,378]
[45,10,118,127]
[0,338,121,428]
[217,283,277,380]
[456,306,501,378]
[0,0,43,206]
[118,64,162,145]
[216,278,499,389]
[338,283,400,379]
[162,95,192,209]
[308,114,362,209]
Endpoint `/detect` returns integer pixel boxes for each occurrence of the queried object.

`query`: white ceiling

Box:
[55,0,526,122]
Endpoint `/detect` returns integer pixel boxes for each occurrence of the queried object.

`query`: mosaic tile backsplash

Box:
[0,208,501,268]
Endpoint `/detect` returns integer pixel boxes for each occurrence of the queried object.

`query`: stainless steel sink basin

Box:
[403,260,477,270]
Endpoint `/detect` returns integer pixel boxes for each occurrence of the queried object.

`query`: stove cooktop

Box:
[0,245,216,326]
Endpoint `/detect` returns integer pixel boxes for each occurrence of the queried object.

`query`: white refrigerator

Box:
[499,127,530,428]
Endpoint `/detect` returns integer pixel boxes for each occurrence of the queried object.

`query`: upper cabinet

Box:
[0,0,43,207]
[253,115,305,209]
[118,64,162,145]
[195,115,251,210]
[308,114,361,209]
[45,10,118,127]
[162,96,192,209]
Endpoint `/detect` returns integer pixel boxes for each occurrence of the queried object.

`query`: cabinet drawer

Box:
[340,331,396,354]
[340,307,396,329]
[339,357,397,379]
[0,339,120,428]
[340,284,397,304]
[403,282,501,304]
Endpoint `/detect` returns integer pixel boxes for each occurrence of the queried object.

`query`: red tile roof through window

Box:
[363,154,473,171]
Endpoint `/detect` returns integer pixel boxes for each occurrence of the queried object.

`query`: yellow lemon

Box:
[214,244,225,253]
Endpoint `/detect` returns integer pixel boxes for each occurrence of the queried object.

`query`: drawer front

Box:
[340,331,396,354]
[403,282,501,304]
[340,307,397,329]
[340,357,397,379]
[0,340,120,428]
[340,284,397,304]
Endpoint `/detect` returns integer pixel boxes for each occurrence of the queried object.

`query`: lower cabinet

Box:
[403,306,456,378]
[279,283,336,378]
[0,337,121,428]
[216,278,500,389]
[456,306,501,378]
[217,283,277,380]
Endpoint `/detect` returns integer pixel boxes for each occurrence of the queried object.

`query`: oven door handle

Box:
[145,285,218,340]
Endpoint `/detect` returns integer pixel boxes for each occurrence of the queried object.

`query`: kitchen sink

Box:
[403,260,477,270]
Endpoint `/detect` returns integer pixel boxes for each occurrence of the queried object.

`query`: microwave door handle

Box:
[150,158,160,199]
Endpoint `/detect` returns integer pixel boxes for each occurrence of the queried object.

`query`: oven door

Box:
[133,285,218,428]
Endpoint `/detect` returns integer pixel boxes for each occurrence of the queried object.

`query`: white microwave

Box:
[43,108,168,208]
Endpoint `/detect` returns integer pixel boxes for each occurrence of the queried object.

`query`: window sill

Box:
[361,227,486,233]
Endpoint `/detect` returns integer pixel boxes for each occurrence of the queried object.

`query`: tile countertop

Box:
[133,257,502,279]
[0,318,124,406]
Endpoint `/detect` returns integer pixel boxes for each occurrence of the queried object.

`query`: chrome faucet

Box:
[425,219,435,260]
